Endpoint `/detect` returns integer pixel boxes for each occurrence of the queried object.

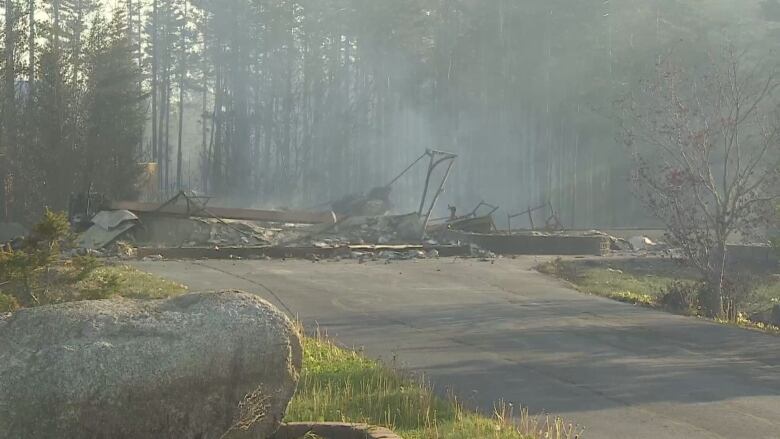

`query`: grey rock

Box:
[0,291,302,439]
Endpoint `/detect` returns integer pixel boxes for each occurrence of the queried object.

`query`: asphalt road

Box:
[134,257,780,439]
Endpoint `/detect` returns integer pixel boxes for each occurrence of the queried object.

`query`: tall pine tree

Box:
[82,8,144,200]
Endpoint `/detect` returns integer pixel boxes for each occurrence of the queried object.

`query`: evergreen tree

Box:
[81,8,144,200]
[0,0,777,226]
[26,45,81,213]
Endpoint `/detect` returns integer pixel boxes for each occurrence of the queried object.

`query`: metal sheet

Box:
[78,222,137,250]
[91,210,139,230]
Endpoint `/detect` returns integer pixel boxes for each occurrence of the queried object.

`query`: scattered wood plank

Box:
[440,230,609,256]
[109,200,337,225]
[136,244,470,260]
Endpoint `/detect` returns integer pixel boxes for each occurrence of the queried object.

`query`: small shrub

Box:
[721,273,761,322]
[79,270,121,301]
[29,209,73,253]
[0,211,124,307]
[661,280,701,315]
[71,255,102,282]
[0,292,20,313]
[0,246,43,306]
[536,258,578,281]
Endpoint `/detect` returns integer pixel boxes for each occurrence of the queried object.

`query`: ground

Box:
[135,256,780,439]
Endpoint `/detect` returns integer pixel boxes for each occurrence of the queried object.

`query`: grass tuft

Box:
[87,264,188,300]
[287,335,582,439]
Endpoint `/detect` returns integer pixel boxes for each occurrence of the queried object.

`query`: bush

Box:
[71,255,102,282]
[0,210,74,302]
[721,273,761,322]
[0,246,44,306]
[661,275,760,322]
[536,258,578,281]
[0,292,20,313]
[79,270,121,301]
[661,280,702,315]
[0,210,102,307]
[27,209,73,260]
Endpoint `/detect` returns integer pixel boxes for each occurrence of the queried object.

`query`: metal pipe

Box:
[417,151,435,216]
[386,151,428,188]
[421,158,456,239]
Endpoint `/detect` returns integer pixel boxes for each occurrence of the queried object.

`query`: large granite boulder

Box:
[0,291,302,439]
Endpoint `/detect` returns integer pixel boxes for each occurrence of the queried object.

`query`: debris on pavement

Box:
[141,254,165,262]
[109,241,137,259]
[470,245,497,260]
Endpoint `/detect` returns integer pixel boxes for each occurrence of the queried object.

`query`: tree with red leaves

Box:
[620,49,780,317]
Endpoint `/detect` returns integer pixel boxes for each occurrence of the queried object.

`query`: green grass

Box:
[537,257,780,331]
[0,262,188,312]
[286,336,582,439]
[537,260,684,306]
[85,264,188,300]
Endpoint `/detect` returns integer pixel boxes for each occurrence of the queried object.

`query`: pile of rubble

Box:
[65,190,670,262]
[60,167,677,262]
[59,149,472,260]
[576,230,666,253]
[297,213,423,247]
[69,192,317,251]
[64,189,470,262]
[75,209,430,252]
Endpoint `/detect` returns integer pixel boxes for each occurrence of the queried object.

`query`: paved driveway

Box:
[135,257,780,439]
